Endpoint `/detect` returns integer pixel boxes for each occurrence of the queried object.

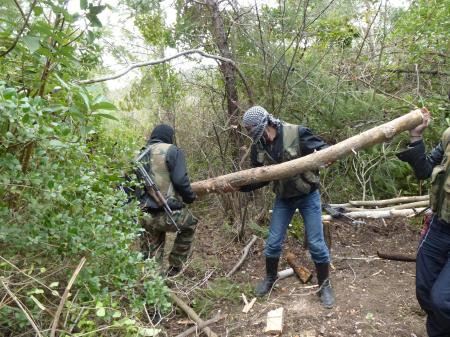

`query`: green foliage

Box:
[316,16,360,47]
[0,83,170,335]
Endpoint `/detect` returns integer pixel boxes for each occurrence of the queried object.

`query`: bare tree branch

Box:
[355,1,382,62]
[77,48,253,103]
[0,0,38,57]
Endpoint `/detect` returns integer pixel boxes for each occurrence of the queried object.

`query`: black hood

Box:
[147,124,174,144]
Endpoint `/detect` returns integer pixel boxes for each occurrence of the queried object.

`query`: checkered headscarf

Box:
[243,106,279,142]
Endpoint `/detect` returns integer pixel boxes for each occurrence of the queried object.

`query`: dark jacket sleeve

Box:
[298,126,329,155]
[396,140,444,180]
[166,145,196,203]
[240,144,270,192]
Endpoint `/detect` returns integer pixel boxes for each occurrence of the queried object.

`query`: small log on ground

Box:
[322,208,426,221]
[375,200,429,211]
[265,307,284,335]
[191,110,424,195]
[285,252,312,283]
[169,293,218,337]
[226,235,258,277]
[277,268,294,280]
[377,250,416,262]
[349,195,428,207]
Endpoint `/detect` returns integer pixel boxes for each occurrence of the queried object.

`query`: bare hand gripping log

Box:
[191,109,425,195]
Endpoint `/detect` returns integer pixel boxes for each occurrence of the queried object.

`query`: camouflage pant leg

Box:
[139,213,166,263]
[168,209,198,267]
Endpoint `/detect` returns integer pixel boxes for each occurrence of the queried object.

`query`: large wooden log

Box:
[191,110,424,195]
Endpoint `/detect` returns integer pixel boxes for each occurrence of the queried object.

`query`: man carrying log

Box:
[397,109,450,337]
[134,124,198,277]
[238,106,335,308]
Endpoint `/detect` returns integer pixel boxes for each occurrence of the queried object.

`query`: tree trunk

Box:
[191,109,424,195]
[205,0,241,144]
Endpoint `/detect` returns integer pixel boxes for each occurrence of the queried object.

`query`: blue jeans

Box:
[265,189,330,264]
[416,216,450,337]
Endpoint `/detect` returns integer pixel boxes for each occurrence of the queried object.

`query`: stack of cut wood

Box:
[324,195,430,221]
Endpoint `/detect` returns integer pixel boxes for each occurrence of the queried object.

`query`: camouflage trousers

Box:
[139,208,198,268]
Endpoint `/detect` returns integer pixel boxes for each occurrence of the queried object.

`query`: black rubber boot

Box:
[255,257,279,297]
[316,262,335,309]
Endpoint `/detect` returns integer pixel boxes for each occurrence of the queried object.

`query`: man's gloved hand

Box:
[409,107,431,141]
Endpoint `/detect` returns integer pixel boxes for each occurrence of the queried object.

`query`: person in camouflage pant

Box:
[135,124,197,276]
[140,208,197,269]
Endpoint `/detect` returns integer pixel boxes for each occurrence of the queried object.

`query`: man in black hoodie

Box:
[136,124,197,276]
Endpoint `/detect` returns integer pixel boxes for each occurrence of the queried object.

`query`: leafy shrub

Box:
[0,83,170,335]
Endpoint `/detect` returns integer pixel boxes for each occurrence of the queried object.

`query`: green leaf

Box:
[87,30,95,43]
[22,36,41,54]
[93,101,116,111]
[78,91,91,112]
[138,327,161,336]
[87,13,102,27]
[48,139,65,148]
[92,113,118,121]
[30,295,46,310]
[34,21,52,35]
[89,5,106,15]
[80,0,88,10]
[49,281,59,288]
[112,311,121,318]
[27,288,44,295]
[33,6,43,16]
[96,307,106,317]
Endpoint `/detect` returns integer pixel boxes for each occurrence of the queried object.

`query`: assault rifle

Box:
[135,161,181,232]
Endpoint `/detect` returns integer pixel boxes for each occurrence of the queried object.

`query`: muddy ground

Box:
[162,216,427,337]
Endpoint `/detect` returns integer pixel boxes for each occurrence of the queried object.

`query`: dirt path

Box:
[164,217,427,337]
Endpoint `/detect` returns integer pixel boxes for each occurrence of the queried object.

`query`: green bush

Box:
[0,83,170,335]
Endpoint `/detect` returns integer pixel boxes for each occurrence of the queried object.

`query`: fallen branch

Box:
[226,235,257,277]
[322,208,426,221]
[191,110,424,195]
[50,257,87,337]
[349,195,428,207]
[377,251,416,262]
[1,279,44,337]
[169,292,218,337]
[175,314,225,337]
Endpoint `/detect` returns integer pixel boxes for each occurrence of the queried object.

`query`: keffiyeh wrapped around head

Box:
[243,106,280,142]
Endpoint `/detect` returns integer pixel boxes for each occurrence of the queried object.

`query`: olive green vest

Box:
[256,123,320,198]
[430,127,450,222]
[142,143,182,203]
